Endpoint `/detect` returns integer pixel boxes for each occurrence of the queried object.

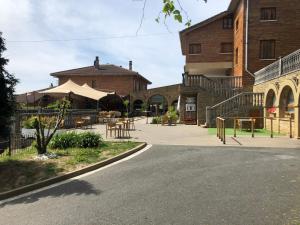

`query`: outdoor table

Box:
[237,118,253,130]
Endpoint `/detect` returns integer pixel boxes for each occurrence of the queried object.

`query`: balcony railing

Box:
[255,49,300,85]
[183,74,243,89]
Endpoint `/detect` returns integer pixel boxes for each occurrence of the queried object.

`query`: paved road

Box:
[1,145,300,225]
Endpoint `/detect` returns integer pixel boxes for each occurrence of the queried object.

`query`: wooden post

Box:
[223,120,226,144]
[251,118,254,138]
[270,118,274,138]
[289,117,292,138]
[234,118,237,137]
[8,133,12,157]
[216,118,219,138]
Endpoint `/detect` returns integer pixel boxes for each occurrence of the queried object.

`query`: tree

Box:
[33,98,70,155]
[123,99,130,118]
[158,0,208,26]
[0,32,18,139]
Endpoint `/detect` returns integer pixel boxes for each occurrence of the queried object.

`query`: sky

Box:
[0,0,231,94]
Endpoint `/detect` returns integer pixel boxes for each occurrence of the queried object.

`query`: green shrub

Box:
[166,106,178,122]
[151,116,161,124]
[49,132,78,149]
[77,132,102,148]
[22,116,38,129]
[49,132,102,149]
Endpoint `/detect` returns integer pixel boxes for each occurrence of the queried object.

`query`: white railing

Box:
[255,49,300,84]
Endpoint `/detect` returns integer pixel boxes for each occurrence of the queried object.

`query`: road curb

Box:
[0,142,147,201]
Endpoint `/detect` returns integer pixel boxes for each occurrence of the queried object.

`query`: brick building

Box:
[179,0,300,125]
[51,57,151,97]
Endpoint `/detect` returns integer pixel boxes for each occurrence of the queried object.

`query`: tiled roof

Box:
[51,64,152,84]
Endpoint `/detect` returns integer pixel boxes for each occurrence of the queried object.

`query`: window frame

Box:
[259,40,276,60]
[91,80,97,88]
[260,7,277,21]
[188,43,202,55]
[223,16,233,29]
[220,42,233,54]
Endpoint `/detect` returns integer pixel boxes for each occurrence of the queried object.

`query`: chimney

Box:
[94,56,100,69]
[129,60,132,70]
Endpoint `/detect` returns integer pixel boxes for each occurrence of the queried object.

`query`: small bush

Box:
[49,132,78,149]
[77,132,102,148]
[22,116,38,129]
[49,132,102,149]
[151,116,161,124]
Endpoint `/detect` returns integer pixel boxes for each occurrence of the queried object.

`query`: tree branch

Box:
[136,0,148,36]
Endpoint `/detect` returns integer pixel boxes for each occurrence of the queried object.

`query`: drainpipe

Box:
[245,0,255,78]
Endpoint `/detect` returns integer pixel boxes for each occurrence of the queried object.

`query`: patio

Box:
[89,117,300,148]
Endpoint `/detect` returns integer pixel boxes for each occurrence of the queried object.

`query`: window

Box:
[220,43,233,53]
[189,43,202,54]
[260,40,276,59]
[235,48,239,64]
[91,80,96,88]
[235,19,239,31]
[261,8,276,21]
[223,16,233,29]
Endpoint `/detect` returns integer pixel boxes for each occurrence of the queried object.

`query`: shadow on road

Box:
[0,179,101,207]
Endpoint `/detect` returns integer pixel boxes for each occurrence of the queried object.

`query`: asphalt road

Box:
[1,145,300,225]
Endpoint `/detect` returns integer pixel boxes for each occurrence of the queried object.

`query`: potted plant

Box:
[267,106,276,118]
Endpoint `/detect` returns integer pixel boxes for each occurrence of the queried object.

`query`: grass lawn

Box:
[208,128,285,137]
[0,141,140,193]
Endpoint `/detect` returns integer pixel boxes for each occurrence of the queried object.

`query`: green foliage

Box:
[141,102,148,111]
[22,116,38,129]
[158,0,207,27]
[49,132,102,149]
[49,132,78,149]
[151,116,162,124]
[166,106,178,122]
[22,116,57,129]
[0,32,18,139]
[77,132,102,148]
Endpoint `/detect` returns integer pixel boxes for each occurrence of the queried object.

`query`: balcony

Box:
[255,49,300,85]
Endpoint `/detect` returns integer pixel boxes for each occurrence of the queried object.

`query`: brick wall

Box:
[183,17,233,64]
[58,75,148,96]
[233,0,245,77]
[248,0,300,75]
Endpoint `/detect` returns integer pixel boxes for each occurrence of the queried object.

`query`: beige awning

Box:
[40,79,110,101]
[81,83,114,100]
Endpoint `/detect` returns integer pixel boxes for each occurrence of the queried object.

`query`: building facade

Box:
[51,57,151,97]
[179,0,300,125]
[253,49,300,139]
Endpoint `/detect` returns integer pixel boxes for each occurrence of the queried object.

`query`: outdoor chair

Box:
[121,120,130,138]
[74,117,85,128]
[106,121,118,138]
[129,117,135,130]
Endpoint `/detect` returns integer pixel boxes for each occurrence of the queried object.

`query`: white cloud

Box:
[0,0,231,93]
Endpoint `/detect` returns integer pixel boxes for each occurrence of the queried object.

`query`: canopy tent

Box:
[81,83,115,100]
[40,79,111,101]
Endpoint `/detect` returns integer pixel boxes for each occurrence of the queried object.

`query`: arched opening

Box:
[279,86,295,118]
[133,99,144,115]
[265,89,276,117]
[148,95,168,116]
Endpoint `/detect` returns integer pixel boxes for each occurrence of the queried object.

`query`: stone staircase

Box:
[182,74,243,98]
[205,92,264,127]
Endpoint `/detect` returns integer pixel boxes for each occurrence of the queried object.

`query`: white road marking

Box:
[0,144,152,204]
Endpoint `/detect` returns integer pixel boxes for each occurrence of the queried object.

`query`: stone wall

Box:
[253,70,300,138]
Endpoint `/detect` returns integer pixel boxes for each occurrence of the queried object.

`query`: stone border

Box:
[0,142,147,201]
